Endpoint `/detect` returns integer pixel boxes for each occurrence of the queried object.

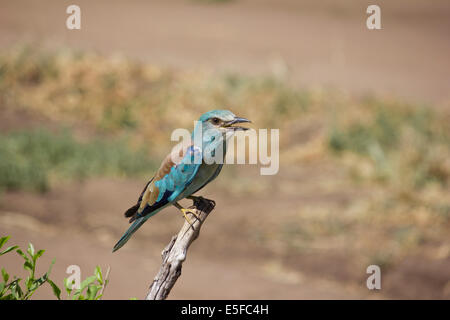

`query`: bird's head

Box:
[197,110,251,135]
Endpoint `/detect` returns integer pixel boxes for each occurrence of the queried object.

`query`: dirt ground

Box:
[0,0,449,299]
[0,178,378,300]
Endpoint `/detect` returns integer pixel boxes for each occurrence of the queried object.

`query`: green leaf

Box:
[0,293,14,300]
[25,276,33,290]
[30,273,48,291]
[27,243,35,259]
[1,268,9,283]
[95,266,103,285]
[80,275,97,291]
[0,282,5,294]
[47,279,61,300]
[64,277,79,297]
[34,249,45,262]
[23,260,33,272]
[16,249,31,263]
[63,277,73,296]
[71,291,80,300]
[0,245,18,256]
[71,288,83,300]
[0,236,10,250]
[86,284,100,300]
[10,280,23,300]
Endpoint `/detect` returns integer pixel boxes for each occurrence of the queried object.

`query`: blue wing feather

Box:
[137,145,202,218]
[113,145,202,252]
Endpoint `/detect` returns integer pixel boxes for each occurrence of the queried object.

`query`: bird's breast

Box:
[177,163,222,200]
[193,163,221,185]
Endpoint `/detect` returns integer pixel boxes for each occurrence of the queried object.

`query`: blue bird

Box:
[112,110,251,252]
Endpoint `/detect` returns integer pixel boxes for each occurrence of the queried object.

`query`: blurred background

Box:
[0,0,449,299]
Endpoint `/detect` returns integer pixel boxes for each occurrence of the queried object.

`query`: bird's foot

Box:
[180,208,200,225]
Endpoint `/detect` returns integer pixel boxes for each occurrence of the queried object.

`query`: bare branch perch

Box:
[145,197,216,300]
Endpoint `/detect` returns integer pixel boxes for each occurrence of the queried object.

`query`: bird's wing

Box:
[125,141,202,222]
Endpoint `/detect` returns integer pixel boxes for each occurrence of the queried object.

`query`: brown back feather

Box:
[123,141,191,222]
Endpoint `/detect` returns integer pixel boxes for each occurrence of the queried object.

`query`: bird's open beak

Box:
[225,117,251,131]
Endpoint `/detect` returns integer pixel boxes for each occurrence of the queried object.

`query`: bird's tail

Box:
[112,217,146,252]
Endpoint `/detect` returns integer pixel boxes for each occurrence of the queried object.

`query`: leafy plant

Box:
[1,235,111,300]
[0,235,60,300]
[63,266,110,300]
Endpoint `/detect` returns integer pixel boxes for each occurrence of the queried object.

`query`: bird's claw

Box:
[181,208,200,225]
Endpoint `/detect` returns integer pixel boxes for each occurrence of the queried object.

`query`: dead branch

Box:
[145,197,216,300]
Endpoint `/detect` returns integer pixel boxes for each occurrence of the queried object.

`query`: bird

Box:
[112,110,251,252]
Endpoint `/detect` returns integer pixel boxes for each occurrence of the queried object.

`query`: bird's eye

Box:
[211,117,220,125]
